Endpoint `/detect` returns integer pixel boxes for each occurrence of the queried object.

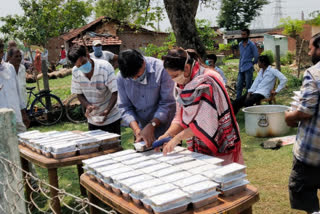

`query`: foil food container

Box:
[194,155,224,165]
[183,180,219,199]
[211,163,246,183]
[159,171,192,183]
[172,174,208,188]
[151,166,183,178]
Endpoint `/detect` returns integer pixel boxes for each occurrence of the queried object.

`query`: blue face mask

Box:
[205,60,213,66]
[132,69,147,83]
[93,46,103,57]
[77,61,92,74]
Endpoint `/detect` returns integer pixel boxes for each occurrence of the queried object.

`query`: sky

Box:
[0,0,318,32]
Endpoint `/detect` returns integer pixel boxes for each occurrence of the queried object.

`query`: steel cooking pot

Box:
[242,105,290,137]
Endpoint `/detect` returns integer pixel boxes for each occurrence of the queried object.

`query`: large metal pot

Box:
[242,105,290,137]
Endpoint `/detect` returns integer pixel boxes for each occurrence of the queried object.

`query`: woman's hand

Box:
[162,138,181,156]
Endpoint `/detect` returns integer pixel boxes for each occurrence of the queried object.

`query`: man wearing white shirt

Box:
[0,40,28,132]
[232,55,287,114]
[89,40,118,68]
[7,48,27,105]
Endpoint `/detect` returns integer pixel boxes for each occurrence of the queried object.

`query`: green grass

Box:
[26,63,306,214]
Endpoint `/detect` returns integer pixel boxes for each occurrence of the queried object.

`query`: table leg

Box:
[77,164,87,196]
[20,157,32,207]
[88,191,100,214]
[48,168,61,214]
[240,206,253,214]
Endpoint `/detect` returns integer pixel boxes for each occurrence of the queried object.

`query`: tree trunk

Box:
[164,0,206,58]
[295,35,302,62]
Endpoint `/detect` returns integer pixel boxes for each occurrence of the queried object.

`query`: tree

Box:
[94,0,164,30]
[0,0,93,47]
[279,17,305,60]
[217,0,269,30]
[163,0,206,57]
[310,10,320,26]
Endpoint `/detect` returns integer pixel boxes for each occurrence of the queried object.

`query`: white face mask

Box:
[172,73,190,85]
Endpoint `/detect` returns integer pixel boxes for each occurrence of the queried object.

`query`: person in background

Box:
[68,45,121,134]
[58,45,67,67]
[285,33,320,214]
[232,55,287,114]
[34,49,42,73]
[206,53,228,84]
[117,49,176,146]
[90,40,118,68]
[160,47,243,165]
[7,48,28,111]
[236,28,259,99]
[0,40,28,132]
[4,40,26,65]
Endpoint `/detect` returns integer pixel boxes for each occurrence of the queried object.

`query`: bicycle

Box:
[65,94,86,124]
[26,86,64,126]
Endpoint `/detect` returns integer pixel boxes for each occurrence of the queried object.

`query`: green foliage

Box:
[261,50,274,65]
[0,0,93,46]
[140,33,176,58]
[281,66,302,88]
[279,17,305,38]
[310,10,320,26]
[196,19,217,51]
[94,0,164,30]
[217,0,269,30]
[219,43,232,51]
[280,51,295,65]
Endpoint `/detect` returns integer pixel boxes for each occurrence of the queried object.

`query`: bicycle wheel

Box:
[65,95,87,124]
[31,94,64,126]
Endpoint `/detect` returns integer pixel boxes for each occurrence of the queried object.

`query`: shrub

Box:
[261,50,274,65]
[219,43,232,52]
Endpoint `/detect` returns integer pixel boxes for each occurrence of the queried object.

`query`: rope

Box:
[0,155,117,214]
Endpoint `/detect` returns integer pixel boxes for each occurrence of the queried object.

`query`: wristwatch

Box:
[150,121,157,127]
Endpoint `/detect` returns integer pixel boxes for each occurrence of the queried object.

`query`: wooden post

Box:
[48,168,61,214]
[275,45,281,71]
[77,164,87,196]
[42,59,50,91]
[41,60,52,116]
[0,109,26,214]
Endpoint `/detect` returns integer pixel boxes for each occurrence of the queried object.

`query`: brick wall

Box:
[118,32,168,51]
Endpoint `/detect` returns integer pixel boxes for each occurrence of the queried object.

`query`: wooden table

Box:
[80,173,259,214]
[19,144,122,214]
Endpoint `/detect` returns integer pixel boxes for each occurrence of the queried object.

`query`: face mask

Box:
[131,69,147,83]
[172,73,190,85]
[93,46,103,57]
[205,60,210,66]
[77,61,92,74]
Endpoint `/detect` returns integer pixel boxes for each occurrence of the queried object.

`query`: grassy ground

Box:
[27,60,307,213]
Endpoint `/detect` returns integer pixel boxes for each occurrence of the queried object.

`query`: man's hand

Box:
[271,90,277,96]
[162,138,180,156]
[246,92,252,99]
[285,111,299,127]
[85,105,98,118]
[133,128,143,143]
[140,123,156,147]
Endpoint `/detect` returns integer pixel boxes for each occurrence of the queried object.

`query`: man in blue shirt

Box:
[206,53,228,84]
[236,28,259,99]
[117,49,176,147]
[232,55,287,114]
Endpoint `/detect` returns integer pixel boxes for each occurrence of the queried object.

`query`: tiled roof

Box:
[61,16,168,42]
[72,36,122,46]
[61,16,108,41]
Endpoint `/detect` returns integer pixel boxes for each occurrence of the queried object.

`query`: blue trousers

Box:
[236,68,254,99]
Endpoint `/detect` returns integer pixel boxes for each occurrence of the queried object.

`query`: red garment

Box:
[60,49,66,59]
[34,50,42,73]
[175,62,242,164]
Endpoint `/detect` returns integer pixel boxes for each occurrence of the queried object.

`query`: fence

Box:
[0,154,117,214]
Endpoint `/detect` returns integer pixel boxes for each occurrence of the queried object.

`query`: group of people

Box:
[67,42,242,165]
[1,29,320,213]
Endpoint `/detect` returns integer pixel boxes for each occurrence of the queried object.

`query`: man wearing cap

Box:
[90,40,118,68]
